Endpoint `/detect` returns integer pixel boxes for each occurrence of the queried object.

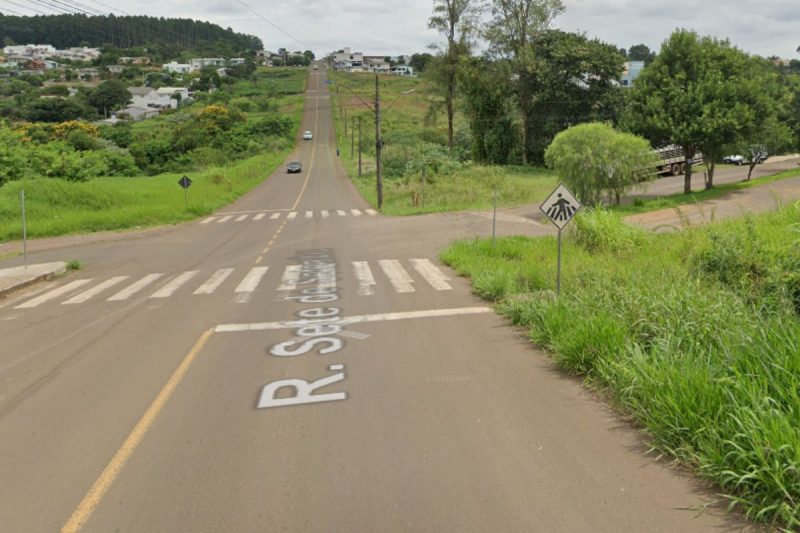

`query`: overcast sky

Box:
[76,0,800,59]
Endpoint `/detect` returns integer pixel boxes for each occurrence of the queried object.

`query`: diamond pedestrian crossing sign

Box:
[540,183,581,229]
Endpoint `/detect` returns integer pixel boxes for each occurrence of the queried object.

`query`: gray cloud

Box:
[115,0,800,58]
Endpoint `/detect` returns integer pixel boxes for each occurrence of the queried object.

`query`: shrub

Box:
[571,208,648,253]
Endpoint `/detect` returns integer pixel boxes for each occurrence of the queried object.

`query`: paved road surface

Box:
[0,65,750,531]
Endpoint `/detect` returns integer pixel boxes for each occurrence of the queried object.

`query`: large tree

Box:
[428,0,482,155]
[525,30,625,163]
[484,0,565,164]
[625,30,784,192]
[87,80,132,117]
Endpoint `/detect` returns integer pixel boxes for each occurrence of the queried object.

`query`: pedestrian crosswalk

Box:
[200,208,378,225]
[11,258,454,310]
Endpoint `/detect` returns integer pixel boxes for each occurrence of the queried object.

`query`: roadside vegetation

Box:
[0,68,306,242]
[442,204,800,528]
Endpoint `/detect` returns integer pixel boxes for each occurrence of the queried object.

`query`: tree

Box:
[624,30,782,192]
[86,79,131,116]
[409,53,434,73]
[460,57,519,164]
[524,30,626,164]
[428,0,482,155]
[303,50,315,62]
[733,116,793,181]
[23,98,86,122]
[544,122,658,205]
[484,0,565,164]
[627,44,656,64]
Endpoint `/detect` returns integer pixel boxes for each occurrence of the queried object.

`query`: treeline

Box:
[0,14,262,52]
[419,0,800,193]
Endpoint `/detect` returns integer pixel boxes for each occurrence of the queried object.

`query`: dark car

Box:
[287,161,302,173]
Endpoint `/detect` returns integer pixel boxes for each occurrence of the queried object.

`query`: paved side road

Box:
[627,173,800,231]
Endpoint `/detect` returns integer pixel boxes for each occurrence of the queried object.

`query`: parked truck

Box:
[655,145,703,176]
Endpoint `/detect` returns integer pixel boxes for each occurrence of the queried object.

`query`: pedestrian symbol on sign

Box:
[546,193,577,223]
[540,183,581,230]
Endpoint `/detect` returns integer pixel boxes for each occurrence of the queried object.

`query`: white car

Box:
[303,131,313,140]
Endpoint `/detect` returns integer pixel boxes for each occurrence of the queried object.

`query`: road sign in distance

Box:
[540,183,581,230]
[178,176,192,189]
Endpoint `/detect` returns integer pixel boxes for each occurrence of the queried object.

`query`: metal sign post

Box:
[178,175,192,209]
[540,183,581,296]
[20,189,28,270]
[492,187,497,247]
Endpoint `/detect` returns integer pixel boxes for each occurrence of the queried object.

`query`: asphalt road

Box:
[0,65,751,532]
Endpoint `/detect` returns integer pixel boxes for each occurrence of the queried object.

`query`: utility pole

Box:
[351,116,355,158]
[344,108,347,136]
[358,116,362,177]
[375,74,383,209]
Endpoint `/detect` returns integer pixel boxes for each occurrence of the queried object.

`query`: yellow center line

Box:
[61,329,215,533]
[290,93,319,211]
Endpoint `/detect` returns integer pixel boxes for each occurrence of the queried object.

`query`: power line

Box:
[0,4,24,16]
[53,0,104,16]
[234,0,303,48]
[1,0,46,15]
[82,0,130,15]
[31,0,76,15]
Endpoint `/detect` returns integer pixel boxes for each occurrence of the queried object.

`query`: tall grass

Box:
[442,204,800,528]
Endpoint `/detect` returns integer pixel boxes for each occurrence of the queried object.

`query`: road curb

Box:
[0,262,67,299]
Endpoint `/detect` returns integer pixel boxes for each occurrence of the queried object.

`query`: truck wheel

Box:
[671,163,681,175]
[680,163,686,174]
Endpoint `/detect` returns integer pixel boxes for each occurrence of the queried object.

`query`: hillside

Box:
[0,14,262,52]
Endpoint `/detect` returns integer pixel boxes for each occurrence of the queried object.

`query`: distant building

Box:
[3,44,56,58]
[119,56,150,65]
[363,56,390,74]
[333,47,363,71]
[391,65,414,77]
[190,58,225,70]
[163,61,192,74]
[620,61,645,87]
[229,58,246,66]
[107,65,126,74]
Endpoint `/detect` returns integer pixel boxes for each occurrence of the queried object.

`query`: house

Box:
[190,58,225,70]
[363,57,390,74]
[163,61,192,74]
[391,65,414,77]
[119,56,150,65]
[107,65,126,74]
[333,47,363,71]
[229,58,246,66]
[155,87,190,108]
[620,61,645,87]
[77,67,100,80]
[3,44,56,58]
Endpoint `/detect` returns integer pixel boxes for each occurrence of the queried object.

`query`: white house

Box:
[163,61,192,74]
[190,58,225,70]
[3,44,56,58]
[229,58,246,66]
[391,65,414,76]
[333,47,363,70]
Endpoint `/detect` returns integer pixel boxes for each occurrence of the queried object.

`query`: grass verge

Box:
[441,205,800,528]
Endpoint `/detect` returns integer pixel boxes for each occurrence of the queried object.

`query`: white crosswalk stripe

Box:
[63,276,130,305]
[150,271,199,299]
[352,261,376,296]
[9,258,455,310]
[235,267,269,303]
[15,279,94,309]
[201,209,383,224]
[410,259,452,290]
[277,265,302,291]
[194,268,234,295]
[378,260,415,293]
[108,274,164,301]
